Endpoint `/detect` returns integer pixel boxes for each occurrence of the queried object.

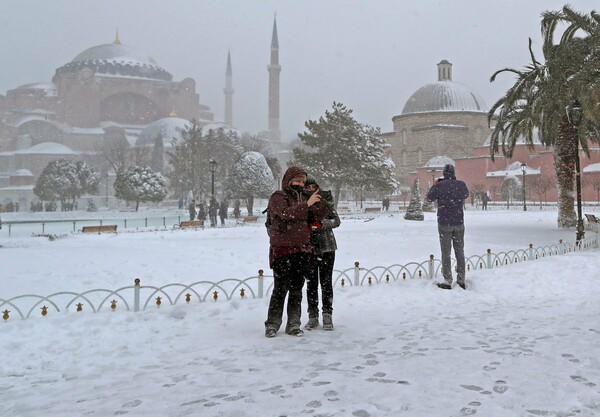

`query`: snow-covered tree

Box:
[34,159,99,210]
[167,120,242,200]
[404,178,424,221]
[290,102,397,206]
[114,166,168,211]
[228,151,275,216]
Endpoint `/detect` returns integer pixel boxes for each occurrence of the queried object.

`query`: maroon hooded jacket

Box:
[268,166,331,267]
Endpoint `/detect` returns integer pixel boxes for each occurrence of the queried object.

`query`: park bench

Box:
[364,207,381,213]
[584,214,599,232]
[243,216,258,222]
[81,225,117,234]
[178,220,204,229]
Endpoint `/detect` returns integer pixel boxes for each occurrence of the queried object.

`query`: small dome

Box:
[12,169,34,176]
[425,156,455,169]
[136,117,191,147]
[16,142,76,155]
[402,81,487,115]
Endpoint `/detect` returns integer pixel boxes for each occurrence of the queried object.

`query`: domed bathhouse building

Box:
[382,60,489,185]
[383,60,600,205]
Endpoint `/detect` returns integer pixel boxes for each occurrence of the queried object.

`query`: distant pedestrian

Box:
[209,198,218,228]
[233,199,241,219]
[178,197,184,210]
[197,203,207,221]
[482,193,489,210]
[426,164,469,290]
[188,199,196,221]
[219,199,228,226]
[382,196,390,211]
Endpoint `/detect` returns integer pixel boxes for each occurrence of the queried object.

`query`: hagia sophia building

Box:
[2,18,600,211]
[0,21,283,210]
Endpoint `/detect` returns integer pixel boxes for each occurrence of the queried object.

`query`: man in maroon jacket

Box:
[264,166,331,338]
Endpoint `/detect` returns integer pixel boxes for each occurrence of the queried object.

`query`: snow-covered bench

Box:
[584,214,599,232]
[81,225,117,234]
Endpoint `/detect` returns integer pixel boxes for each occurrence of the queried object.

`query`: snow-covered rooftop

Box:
[16,142,76,155]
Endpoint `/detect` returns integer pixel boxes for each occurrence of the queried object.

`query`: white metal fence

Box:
[1,234,596,322]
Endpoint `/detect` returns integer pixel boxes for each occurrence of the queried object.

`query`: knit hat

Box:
[443,164,456,179]
[305,174,319,188]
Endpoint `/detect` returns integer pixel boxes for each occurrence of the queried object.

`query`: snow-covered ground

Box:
[1,209,599,416]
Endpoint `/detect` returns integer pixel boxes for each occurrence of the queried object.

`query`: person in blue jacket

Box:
[426,164,470,290]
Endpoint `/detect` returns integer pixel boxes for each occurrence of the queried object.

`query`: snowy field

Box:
[1,209,600,416]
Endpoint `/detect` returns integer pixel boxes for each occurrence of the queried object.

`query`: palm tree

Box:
[488,6,600,228]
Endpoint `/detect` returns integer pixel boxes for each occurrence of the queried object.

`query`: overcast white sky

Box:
[0,0,595,142]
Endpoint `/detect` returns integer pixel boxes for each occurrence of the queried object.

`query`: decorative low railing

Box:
[1,235,597,321]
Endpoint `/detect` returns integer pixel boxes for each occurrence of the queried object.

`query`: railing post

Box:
[145,218,148,227]
[163,217,166,227]
[100,220,103,226]
[429,255,435,279]
[528,243,534,260]
[42,222,45,234]
[486,249,492,269]
[354,261,360,286]
[124,219,127,229]
[8,224,11,237]
[559,239,564,255]
[73,221,76,233]
[258,269,264,298]
[133,278,141,312]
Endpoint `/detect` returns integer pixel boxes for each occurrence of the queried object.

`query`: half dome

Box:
[136,117,191,147]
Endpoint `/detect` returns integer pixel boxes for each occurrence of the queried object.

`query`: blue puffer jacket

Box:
[426,178,469,226]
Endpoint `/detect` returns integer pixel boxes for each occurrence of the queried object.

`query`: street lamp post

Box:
[520,163,527,211]
[209,158,217,199]
[566,99,585,242]
[105,173,109,207]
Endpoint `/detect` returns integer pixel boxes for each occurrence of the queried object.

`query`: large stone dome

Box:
[55,37,172,81]
[401,60,487,115]
[402,81,487,115]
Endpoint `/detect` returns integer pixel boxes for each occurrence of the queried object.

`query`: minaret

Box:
[223,51,234,128]
[267,15,281,142]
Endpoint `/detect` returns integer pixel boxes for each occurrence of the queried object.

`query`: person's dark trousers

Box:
[306,251,335,318]
[265,252,310,331]
[438,223,465,285]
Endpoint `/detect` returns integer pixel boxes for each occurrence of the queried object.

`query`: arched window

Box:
[402,150,407,166]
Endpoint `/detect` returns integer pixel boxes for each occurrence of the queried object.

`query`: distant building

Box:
[0,22,282,210]
[384,60,600,205]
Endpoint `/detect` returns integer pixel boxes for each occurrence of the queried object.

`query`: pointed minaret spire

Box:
[223,50,234,128]
[271,14,279,49]
[267,14,281,143]
[113,28,121,45]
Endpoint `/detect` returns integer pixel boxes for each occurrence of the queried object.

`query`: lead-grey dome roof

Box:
[402,81,487,115]
[71,44,158,66]
[55,43,172,81]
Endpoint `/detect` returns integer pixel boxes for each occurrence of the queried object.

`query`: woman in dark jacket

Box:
[303,175,340,331]
[264,167,331,338]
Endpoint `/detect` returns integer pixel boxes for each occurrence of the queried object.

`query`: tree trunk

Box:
[135,201,140,212]
[554,118,577,228]
[333,185,342,210]
[246,196,254,216]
